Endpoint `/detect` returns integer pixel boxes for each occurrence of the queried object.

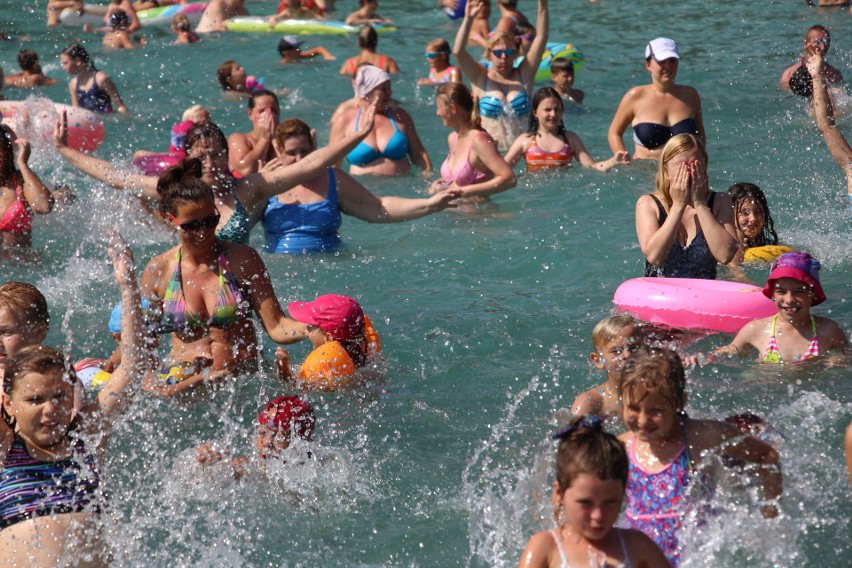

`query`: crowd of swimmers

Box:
[0,0,851,565]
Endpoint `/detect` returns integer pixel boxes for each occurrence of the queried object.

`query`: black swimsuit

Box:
[633,118,698,150]
[644,192,718,279]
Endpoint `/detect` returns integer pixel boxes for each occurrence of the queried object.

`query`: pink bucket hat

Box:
[288,294,365,341]
[761,252,826,306]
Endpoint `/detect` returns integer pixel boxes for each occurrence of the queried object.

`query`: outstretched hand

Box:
[466,0,483,18]
[275,347,293,382]
[429,188,464,210]
[613,151,630,165]
[359,98,378,135]
[13,138,31,170]
[53,110,69,148]
[806,51,824,77]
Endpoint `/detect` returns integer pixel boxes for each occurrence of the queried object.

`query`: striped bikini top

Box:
[0,434,101,529]
[763,314,820,363]
[159,243,246,334]
[524,136,574,171]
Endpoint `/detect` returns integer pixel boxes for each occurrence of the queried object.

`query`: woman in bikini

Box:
[331,66,432,177]
[0,126,53,248]
[429,82,515,202]
[338,25,399,78]
[138,162,311,392]
[261,117,459,254]
[505,87,629,172]
[608,38,704,161]
[453,0,549,152]
[635,134,737,279]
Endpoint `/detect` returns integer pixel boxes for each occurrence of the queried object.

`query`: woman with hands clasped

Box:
[636,134,737,279]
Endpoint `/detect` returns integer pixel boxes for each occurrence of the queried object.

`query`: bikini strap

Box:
[549,528,570,567]
[616,529,631,566]
[679,416,696,476]
[770,313,778,336]
[810,314,817,336]
[649,194,667,225]
[354,106,362,133]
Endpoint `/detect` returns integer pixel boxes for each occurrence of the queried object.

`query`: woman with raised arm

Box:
[0,126,53,248]
[452,0,549,152]
[53,102,381,244]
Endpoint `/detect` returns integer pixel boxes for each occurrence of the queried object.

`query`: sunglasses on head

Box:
[491,48,515,59]
[424,51,447,59]
[177,212,220,233]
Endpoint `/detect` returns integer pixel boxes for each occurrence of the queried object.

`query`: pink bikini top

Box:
[0,178,33,234]
[440,132,492,187]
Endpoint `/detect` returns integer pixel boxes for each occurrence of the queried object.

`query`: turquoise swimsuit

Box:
[346,108,409,166]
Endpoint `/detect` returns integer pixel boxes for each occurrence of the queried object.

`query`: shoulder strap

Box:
[649,194,667,224]
[707,191,716,209]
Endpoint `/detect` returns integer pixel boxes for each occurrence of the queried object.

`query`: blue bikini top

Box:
[346,108,409,167]
[633,118,698,150]
[477,74,531,119]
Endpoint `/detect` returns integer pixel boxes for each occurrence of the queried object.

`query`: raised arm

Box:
[807,53,852,173]
[519,0,549,93]
[54,111,160,201]
[453,0,487,87]
[238,101,378,220]
[336,168,460,222]
[14,139,54,214]
[716,421,782,518]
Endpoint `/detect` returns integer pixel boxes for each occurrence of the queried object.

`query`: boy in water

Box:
[571,315,641,420]
[197,396,316,479]
[3,50,58,88]
[780,25,843,92]
[550,57,584,104]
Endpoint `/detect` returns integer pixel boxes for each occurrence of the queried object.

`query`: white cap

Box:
[645,38,679,61]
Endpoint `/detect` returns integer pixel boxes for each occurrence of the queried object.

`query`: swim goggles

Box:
[491,48,515,59]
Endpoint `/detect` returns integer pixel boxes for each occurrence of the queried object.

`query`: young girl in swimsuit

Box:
[712,252,849,363]
[0,235,148,566]
[505,87,629,172]
[60,43,129,114]
[0,127,53,248]
[171,14,199,45]
[517,415,671,568]
[102,9,146,50]
[429,82,515,202]
[453,0,550,152]
[726,183,785,265]
[417,39,461,86]
[275,294,381,390]
[608,38,703,161]
[618,348,782,566]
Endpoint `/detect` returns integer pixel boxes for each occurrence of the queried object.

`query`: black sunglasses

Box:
[178,212,220,233]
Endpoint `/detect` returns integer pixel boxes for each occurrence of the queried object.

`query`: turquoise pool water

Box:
[1,0,851,566]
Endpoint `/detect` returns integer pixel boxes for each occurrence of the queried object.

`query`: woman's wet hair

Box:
[275,118,315,151]
[620,347,687,415]
[437,82,482,131]
[2,345,77,427]
[527,87,567,138]
[727,182,779,247]
[216,60,237,91]
[654,133,708,213]
[156,159,214,217]
[61,43,96,70]
[358,26,379,50]
[185,122,228,155]
[553,416,628,493]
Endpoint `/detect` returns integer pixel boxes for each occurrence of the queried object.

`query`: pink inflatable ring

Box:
[613,277,777,333]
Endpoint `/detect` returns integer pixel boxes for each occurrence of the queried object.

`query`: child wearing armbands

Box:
[712,252,849,363]
[276,294,380,391]
[518,415,671,568]
[618,348,782,566]
[571,315,641,421]
[197,395,316,479]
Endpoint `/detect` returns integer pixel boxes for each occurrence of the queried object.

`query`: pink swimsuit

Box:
[440,132,492,187]
[0,178,32,234]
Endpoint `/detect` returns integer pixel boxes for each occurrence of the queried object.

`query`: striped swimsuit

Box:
[762,314,820,363]
[0,435,101,529]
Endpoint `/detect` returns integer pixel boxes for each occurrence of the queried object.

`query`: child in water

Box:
[171,14,199,45]
[103,10,146,50]
[216,60,264,96]
[517,415,671,568]
[276,294,381,391]
[572,315,641,421]
[417,38,461,85]
[713,252,849,363]
[60,43,129,114]
[3,50,58,88]
[618,348,782,566]
[196,395,316,479]
[277,36,335,63]
[550,57,584,104]
[0,281,50,372]
[726,182,783,264]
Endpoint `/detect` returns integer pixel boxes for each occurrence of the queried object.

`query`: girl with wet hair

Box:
[0,126,54,248]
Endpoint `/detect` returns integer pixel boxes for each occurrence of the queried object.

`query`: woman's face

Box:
[3,370,76,450]
[366,81,392,110]
[534,96,564,132]
[489,41,515,74]
[168,197,219,247]
[249,95,281,127]
[736,198,766,241]
[435,97,453,127]
[665,147,703,180]
[60,54,81,75]
[187,138,229,183]
[276,134,313,166]
[646,57,678,84]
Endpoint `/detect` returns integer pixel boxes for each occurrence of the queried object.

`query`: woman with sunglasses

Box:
[453,0,549,152]
[53,105,380,245]
[138,160,310,394]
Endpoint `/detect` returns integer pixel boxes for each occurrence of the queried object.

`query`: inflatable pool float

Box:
[535,43,584,82]
[743,245,794,263]
[74,358,112,389]
[60,2,206,27]
[131,153,181,176]
[0,99,105,152]
[225,17,396,34]
[482,43,584,81]
[445,0,467,19]
[613,277,777,333]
